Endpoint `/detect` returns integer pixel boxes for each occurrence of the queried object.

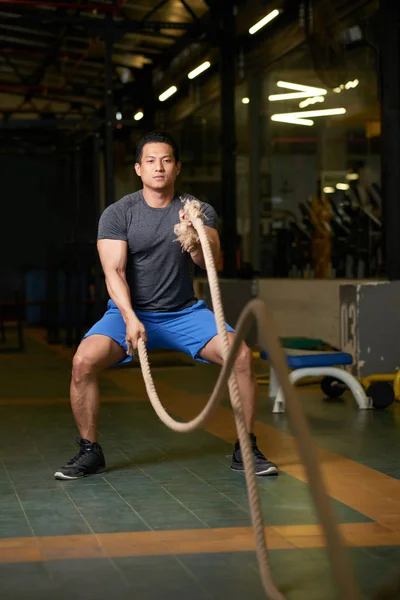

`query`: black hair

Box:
[135,131,180,164]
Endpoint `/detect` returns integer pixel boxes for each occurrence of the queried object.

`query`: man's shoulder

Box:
[115,191,142,209]
[101,191,141,218]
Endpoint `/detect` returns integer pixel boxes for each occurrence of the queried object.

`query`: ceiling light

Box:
[159,86,177,102]
[242,97,250,104]
[269,91,321,101]
[323,187,335,194]
[334,79,359,92]
[272,108,346,119]
[271,115,314,126]
[249,9,280,35]
[336,183,350,190]
[299,96,325,109]
[188,61,211,80]
[345,79,359,89]
[134,111,144,121]
[276,81,327,95]
[118,67,132,84]
[269,82,327,102]
[346,173,359,181]
[116,111,122,121]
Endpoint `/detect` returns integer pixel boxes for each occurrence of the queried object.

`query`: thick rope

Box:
[137,199,362,600]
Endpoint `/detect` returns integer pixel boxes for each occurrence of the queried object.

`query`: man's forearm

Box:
[105,272,138,323]
[190,247,206,270]
[190,244,219,270]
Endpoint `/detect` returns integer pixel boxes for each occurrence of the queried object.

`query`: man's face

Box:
[135,142,181,190]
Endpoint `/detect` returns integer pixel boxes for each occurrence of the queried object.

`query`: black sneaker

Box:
[54,438,106,480]
[231,433,278,476]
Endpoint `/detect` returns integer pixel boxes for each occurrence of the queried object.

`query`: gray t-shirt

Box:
[98,190,217,312]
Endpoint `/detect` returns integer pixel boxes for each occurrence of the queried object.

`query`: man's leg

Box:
[198,332,257,432]
[54,335,126,480]
[199,332,278,476]
[70,335,126,442]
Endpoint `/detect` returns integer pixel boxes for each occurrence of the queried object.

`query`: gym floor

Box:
[1,328,400,600]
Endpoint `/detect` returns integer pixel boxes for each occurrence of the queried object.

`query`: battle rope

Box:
[137,199,361,600]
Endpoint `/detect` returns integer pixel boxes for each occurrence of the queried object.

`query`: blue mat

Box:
[259,349,353,369]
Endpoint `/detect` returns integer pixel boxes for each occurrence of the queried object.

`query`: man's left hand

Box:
[178,209,193,227]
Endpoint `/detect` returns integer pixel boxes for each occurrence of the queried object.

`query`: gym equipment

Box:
[364,381,395,410]
[320,376,347,398]
[259,349,395,411]
[259,348,370,413]
[319,376,395,409]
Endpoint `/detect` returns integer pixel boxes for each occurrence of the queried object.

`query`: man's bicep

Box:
[97,239,128,275]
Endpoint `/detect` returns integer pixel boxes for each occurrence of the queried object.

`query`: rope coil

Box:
[137,199,362,600]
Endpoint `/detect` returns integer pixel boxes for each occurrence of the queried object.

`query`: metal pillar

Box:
[104,15,115,206]
[380,0,400,279]
[249,73,262,274]
[218,2,237,278]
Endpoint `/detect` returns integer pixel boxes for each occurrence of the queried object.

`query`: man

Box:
[54,131,278,480]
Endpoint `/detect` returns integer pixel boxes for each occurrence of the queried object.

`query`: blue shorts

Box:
[83,299,235,365]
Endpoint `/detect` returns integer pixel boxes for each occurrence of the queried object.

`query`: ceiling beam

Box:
[180,0,197,21]
[0,84,102,105]
[0,12,201,32]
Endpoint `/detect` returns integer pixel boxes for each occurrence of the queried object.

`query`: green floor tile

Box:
[0,562,57,599]
[27,515,91,537]
[0,331,399,599]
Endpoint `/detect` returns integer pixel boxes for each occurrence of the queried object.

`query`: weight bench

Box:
[259,349,372,413]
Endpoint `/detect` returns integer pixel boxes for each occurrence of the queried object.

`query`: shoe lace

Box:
[66,440,90,466]
[236,437,267,461]
[253,445,267,460]
[251,438,267,460]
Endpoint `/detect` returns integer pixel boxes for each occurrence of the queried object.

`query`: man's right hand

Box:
[125,317,147,355]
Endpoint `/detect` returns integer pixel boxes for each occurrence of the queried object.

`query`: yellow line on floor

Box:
[105,375,400,531]
[0,522,398,564]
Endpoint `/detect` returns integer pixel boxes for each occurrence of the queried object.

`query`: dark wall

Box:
[0,141,99,275]
[0,154,60,271]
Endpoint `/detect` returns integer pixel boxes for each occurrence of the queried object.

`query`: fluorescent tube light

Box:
[188,61,211,80]
[159,86,177,102]
[249,9,280,35]
[298,96,325,109]
[272,108,346,119]
[346,173,359,181]
[276,81,327,95]
[269,91,320,101]
[271,115,314,126]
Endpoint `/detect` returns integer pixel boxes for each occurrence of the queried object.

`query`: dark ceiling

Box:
[0,0,212,125]
[0,0,376,149]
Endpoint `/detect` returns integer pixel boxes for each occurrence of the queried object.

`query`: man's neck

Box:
[142,186,175,208]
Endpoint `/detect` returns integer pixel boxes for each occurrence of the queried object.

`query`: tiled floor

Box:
[1,329,400,599]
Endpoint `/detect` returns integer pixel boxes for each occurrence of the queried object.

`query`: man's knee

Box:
[72,349,99,382]
[235,342,253,373]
